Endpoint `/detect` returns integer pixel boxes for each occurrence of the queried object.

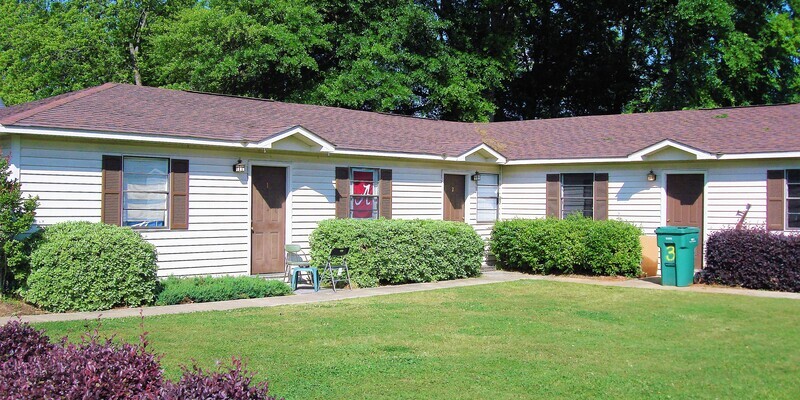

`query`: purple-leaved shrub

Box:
[700,228,800,292]
[0,320,280,400]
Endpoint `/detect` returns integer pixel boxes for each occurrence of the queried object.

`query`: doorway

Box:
[251,166,287,274]
[443,174,466,222]
[666,174,704,268]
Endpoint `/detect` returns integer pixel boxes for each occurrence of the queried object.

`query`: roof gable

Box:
[251,125,335,152]
[628,140,716,161]
[456,144,506,164]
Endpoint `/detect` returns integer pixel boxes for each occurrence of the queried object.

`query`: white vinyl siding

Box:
[502,159,799,242]
[18,138,251,277]
[14,135,499,276]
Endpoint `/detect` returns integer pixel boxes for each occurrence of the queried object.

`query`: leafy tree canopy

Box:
[1,0,798,121]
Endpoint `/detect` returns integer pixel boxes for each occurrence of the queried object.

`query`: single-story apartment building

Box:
[0,83,798,276]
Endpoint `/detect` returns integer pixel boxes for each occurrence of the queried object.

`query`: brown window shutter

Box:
[594,173,609,220]
[170,159,190,230]
[379,169,392,219]
[766,170,785,231]
[546,174,560,218]
[335,167,350,218]
[101,155,122,226]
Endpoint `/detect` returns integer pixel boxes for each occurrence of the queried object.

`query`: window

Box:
[123,157,169,228]
[350,168,379,219]
[788,169,800,228]
[561,173,594,218]
[476,173,499,222]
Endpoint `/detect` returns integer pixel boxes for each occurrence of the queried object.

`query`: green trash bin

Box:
[655,226,700,287]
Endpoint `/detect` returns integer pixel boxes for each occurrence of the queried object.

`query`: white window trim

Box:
[350,167,380,219]
[476,173,499,223]
[122,155,171,230]
[787,169,800,230]
[560,173,594,219]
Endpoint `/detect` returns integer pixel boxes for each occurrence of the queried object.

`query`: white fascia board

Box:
[0,125,249,148]
[252,125,335,152]
[717,151,800,160]
[627,139,716,161]
[505,157,631,165]
[331,149,456,161]
[456,143,507,164]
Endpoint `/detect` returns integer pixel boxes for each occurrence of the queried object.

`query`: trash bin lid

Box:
[655,226,700,235]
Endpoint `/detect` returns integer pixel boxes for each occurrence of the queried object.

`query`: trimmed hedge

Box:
[0,320,278,399]
[490,216,642,276]
[309,219,484,287]
[156,276,292,305]
[23,221,158,312]
[700,228,800,292]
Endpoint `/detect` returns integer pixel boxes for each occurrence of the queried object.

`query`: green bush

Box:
[155,276,292,305]
[490,216,642,277]
[23,222,158,312]
[309,219,484,287]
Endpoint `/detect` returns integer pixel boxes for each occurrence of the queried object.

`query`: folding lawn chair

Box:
[324,247,351,292]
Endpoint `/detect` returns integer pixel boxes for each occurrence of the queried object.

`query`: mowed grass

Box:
[36,281,800,399]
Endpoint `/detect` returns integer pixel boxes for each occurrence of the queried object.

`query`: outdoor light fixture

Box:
[233,159,246,173]
[471,171,481,181]
[646,170,657,182]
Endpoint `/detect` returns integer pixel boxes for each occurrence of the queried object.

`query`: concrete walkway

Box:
[4,270,799,324]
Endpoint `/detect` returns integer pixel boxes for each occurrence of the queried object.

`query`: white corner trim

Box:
[456,143,507,164]
[627,139,717,161]
[252,125,335,152]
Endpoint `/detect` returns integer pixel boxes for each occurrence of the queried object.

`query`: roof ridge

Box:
[183,88,456,123]
[0,83,118,125]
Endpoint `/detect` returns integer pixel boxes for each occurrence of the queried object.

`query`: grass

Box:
[35,281,800,399]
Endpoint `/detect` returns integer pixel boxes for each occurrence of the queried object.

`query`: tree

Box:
[0,154,38,296]
[144,0,331,99]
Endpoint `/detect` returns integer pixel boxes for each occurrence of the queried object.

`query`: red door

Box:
[251,166,286,274]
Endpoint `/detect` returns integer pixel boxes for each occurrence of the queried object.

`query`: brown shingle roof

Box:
[2,83,799,161]
[485,105,800,159]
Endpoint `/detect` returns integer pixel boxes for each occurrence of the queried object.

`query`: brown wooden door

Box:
[251,166,286,274]
[443,174,466,222]
[666,174,704,267]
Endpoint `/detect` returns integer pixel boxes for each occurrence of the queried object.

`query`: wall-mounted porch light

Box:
[233,159,246,173]
[471,171,481,181]
[646,170,657,182]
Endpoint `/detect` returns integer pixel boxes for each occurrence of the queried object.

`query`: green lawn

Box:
[36,281,800,399]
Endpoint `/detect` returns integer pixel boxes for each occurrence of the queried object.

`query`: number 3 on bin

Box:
[665,245,676,262]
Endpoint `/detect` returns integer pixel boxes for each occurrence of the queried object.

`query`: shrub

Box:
[0,321,164,399]
[156,276,292,306]
[23,221,159,312]
[309,219,484,287]
[490,216,642,277]
[700,228,800,292]
[584,219,643,276]
[0,320,53,364]
[0,321,280,399]
[0,152,38,295]
[161,358,276,400]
